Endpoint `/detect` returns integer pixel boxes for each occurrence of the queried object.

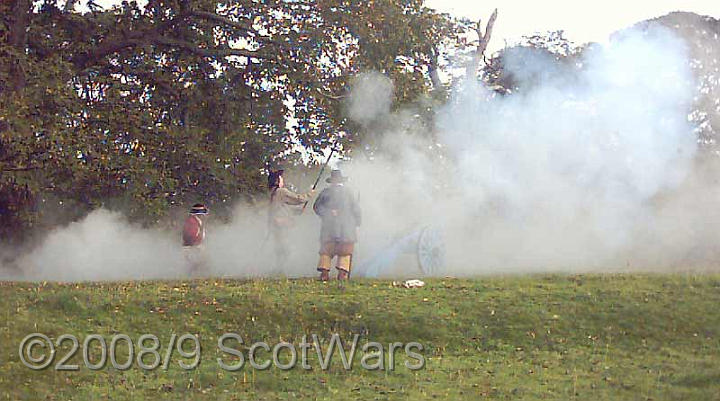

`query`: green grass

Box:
[1,274,720,400]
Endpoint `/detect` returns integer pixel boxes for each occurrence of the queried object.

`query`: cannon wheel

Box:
[416,226,445,275]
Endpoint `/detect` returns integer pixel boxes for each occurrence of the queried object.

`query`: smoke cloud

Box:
[2,23,717,281]
[345,72,395,126]
[347,25,710,275]
[16,210,185,281]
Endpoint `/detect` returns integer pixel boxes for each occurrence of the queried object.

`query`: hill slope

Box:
[1,274,719,400]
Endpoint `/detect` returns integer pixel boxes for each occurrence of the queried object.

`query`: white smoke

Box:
[2,24,714,281]
[345,72,394,126]
[5,203,323,281]
[439,26,697,270]
[346,25,706,275]
[17,209,185,281]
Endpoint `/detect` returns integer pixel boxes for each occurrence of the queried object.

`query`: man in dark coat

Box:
[313,170,361,281]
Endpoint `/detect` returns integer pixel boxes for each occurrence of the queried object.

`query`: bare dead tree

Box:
[465,8,498,79]
[427,9,498,96]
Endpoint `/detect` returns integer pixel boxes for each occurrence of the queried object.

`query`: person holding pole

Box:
[267,169,315,271]
[313,170,361,281]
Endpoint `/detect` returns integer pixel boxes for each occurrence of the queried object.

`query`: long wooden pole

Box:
[301,146,336,213]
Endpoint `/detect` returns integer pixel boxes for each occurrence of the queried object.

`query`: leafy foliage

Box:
[0,0,464,238]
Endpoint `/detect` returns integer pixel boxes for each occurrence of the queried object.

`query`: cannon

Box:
[356,225,446,277]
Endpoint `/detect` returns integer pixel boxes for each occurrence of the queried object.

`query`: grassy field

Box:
[1,274,719,400]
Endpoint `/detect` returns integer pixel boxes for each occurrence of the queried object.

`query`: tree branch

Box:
[187,10,283,47]
[74,30,270,70]
[153,37,267,60]
[315,87,345,100]
[73,31,147,69]
[1,164,43,173]
[188,10,252,33]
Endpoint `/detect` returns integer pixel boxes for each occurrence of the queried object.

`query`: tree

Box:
[0,0,461,239]
[483,30,582,94]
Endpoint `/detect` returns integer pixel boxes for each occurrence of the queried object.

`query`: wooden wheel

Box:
[417,226,445,275]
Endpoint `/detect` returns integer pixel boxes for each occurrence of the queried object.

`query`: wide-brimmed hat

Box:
[189,203,209,215]
[326,169,348,184]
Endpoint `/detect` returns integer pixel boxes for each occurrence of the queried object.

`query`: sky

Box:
[425,0,720,52]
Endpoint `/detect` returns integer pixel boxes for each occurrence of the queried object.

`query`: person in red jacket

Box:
[182,203,208,275]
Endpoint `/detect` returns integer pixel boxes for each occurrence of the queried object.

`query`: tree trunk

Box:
[7,0,32,93]
[428,46,444,95]
[64,0,79,12]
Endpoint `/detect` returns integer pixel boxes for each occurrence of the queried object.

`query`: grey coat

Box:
[313,184,361,243]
